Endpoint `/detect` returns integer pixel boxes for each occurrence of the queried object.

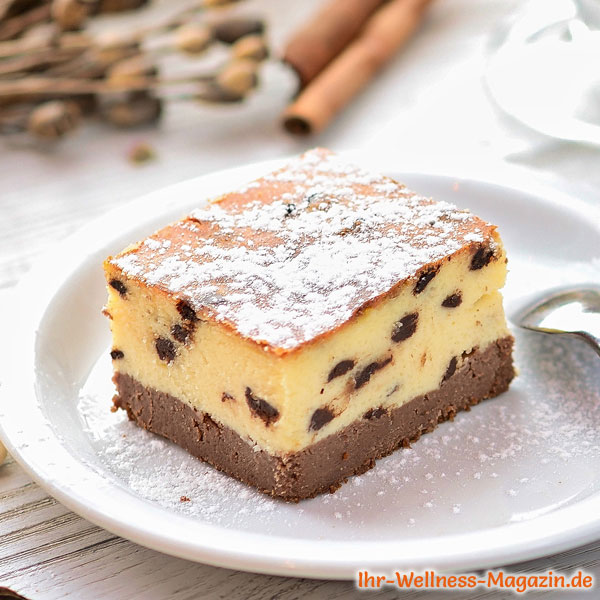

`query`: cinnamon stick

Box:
[282,0,435,135]
[283,0,386,89]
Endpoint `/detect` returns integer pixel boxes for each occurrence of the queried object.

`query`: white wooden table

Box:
[1,448,600,600]
[2,0,600,597]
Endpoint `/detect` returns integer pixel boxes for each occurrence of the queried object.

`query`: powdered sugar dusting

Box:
[111,149,492,351]
[75,172,600,540]
[78,302,600,538]
[78,364,279,525]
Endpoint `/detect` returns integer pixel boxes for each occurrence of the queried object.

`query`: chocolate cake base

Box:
[113,337,514,502]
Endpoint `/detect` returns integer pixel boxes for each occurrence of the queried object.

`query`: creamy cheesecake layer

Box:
[105,234,510,455]
[105,148,514,470]
[113,337,514,501]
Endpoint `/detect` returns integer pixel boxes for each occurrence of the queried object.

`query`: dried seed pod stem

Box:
[42,51,108,78]
[0,3,52,42]
[202,0,243,7]
[0,27,59,58]
[98,0,148,13]
[0,0,269,142]
[0,0,26,22]
[133,3,205,39]
[0,46,83,76]
[213,18,264,44]
[51,0,93,31]
[134,4,256,41]
[0,13,266,61]
[0,72,215,96]
[174,81,244,104]
[106,53,157,86]
[42,33,139,78]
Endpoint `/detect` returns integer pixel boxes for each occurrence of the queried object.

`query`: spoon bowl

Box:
[512,285,600,357]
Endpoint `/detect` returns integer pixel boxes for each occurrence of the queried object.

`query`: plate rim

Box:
[2,155,600,580]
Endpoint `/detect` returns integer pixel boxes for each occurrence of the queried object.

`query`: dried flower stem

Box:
[0,29,91,58]
[0,3,191,57]
[0,0,264,142]
[0,0,36,22]
[0,72,215,96]
[0,46,82,76]
[0,3,52,42]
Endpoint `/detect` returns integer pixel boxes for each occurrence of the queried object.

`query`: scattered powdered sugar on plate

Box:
[78,314,600,540]
[110,149,493,351]
[78,363,278,526]
[83,171,600,540]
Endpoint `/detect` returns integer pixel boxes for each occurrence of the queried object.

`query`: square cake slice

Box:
[104,148,515,501]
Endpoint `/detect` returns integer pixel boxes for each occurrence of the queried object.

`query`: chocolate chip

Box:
[327,359,355,382]
[309,407,334,431]
[171,324,190,344]
[442,292,462,308]
[109,279,127,297]
[155,337,176,363]
[354,356,392,390]
[245,387,279,426]
[364,407,387,420]
[443,356,457,382]
[413,267,438,294]
[110,349,124,360]
[470,245,495,270]
[176,300,197,322]
[391,312,418,343]
[461,348,475,361]
[221,392,234,402]
[284,203,296,217]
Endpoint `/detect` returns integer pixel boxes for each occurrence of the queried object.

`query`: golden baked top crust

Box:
[107,148,498,354]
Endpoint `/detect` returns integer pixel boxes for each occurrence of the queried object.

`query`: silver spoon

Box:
[513,286,600,357]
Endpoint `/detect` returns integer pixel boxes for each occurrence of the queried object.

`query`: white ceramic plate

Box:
[2,156,600,580]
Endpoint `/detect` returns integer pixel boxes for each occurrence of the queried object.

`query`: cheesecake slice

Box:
[104,148,515,501]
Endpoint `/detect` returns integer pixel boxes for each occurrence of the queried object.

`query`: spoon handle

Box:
[578,288,600,357]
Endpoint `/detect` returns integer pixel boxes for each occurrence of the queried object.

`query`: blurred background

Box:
[1,0,599,289]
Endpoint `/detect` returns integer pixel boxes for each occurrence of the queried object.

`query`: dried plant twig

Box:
[0,0,268,143]
[0,3,51,41]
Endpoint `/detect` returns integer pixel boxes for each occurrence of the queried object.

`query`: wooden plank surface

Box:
[2,451,600,600]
